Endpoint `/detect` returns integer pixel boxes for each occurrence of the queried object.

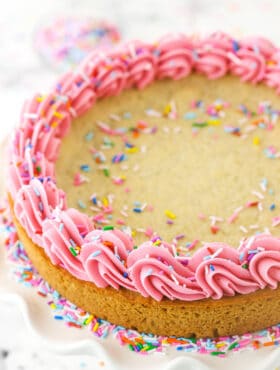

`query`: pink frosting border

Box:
[8,31,280,302]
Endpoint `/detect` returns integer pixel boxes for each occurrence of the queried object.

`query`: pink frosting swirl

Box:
[240,235,280,289]
[13,93,71,160]
[229,49,266,83]
[195,243,259,299]
[228,37,274,83]
[127,243,205,301]
[42,208,93,280]
[32,93,72,139]
[241,37,276,59]
[120,41,156,89]
[14,178,66,246]
[11,94,40,159]
[18,93,71,137]
[204,31,233,50]
[12,121,61,163]
[31,120,61,162]
[78,51,126,98]
[80,229,135,290]
[155,34,194,80]
[8,152,54,198]
[19,94,41,125]
[194,32,232,79]
[189,243,258,299]
[54,72,96,117]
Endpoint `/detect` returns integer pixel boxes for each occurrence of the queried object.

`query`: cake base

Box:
[9,194,280,338]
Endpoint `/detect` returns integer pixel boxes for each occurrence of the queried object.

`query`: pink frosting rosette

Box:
[12,119,63,163]
[11,94,41,159]
[127,243,205,301]
[13,93,71,159]
[54,71,96,117]
[8,151,54,198]
[42,208,93,280]
[194,32,232,79]
[30,119,62,162]
[204,31,233,50]
[120,40,156,89]
[80,228,135,290]
[14,178,66,246]
[19,94,44,128]
[32,93,72,139]
[264,49,280,94]
[239,234,280,289]
[241,37,276,59]
[228,37,275,84]
[78,50,126,99]
[188,243,258,299]
[155,34,194,80]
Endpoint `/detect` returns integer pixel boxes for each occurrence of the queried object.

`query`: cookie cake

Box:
[7,32,280,339]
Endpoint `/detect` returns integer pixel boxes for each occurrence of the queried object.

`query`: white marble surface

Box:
[2,0,280,369]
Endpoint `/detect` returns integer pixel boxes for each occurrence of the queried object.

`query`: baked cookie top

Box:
[56,73,280,249]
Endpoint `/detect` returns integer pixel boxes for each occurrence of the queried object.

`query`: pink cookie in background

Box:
[33,16,121,71]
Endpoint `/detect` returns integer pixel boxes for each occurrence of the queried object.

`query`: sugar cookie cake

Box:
[7,32,280,338]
